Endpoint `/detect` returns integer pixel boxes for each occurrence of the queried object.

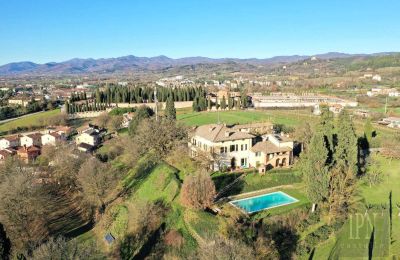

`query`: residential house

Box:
[41,132,64,146]
[17,145,41,163]
[43,126,73,136]
[20,133,42,147]
[0,135,20,149]
[249,134,294,173]
[75,126,104,147]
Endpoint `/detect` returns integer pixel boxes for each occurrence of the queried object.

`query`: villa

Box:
[189,123,294,171]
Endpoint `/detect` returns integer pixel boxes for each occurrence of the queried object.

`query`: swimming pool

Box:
[230,191,298,214]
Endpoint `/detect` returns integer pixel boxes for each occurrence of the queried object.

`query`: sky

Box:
[0,0,399,65]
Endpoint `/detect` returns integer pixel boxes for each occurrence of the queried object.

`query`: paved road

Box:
[0,111,45,125]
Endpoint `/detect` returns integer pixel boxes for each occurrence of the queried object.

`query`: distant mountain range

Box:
[0,52,397,76]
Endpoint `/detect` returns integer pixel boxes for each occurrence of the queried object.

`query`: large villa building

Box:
[189,123,294,172]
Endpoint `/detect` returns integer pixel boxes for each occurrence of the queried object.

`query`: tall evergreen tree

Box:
[300,130,330,212]
[228,97,233,110]
[241,94,248,109]
[165,97,176,120]
[192,98,199,112]
[334,110,358,174]
[221,96,227,110]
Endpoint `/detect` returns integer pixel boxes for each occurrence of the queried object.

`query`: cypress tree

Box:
[334,110,358,175]
[221,96,227,110]
[300,129,330,212]
[192,97,199,112]
[165,96,176,120]
[228,97,233,110]
[241,94,248,109]
[65,102,70,114]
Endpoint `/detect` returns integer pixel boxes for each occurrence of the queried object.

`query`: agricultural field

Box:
[0,108,61,134]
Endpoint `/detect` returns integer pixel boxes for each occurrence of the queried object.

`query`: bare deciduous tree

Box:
[0,164,51,251]
[31,236,101,260]
[181,170,216,210]
[77,158,118,217]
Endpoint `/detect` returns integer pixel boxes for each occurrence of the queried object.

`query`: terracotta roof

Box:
[0,150,13,158]
[194,124,255,142]
[48,132,61,138]
[17,145,41,153]
[26,133,42,139]
[2,135,20,142]
[251,140,292,154]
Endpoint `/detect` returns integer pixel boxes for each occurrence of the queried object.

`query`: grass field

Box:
[329,212,390,259]
[0,109,61,133]
[359,155,400,257]
[177,109,312,127]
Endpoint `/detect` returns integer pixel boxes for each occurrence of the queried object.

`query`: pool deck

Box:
[227,184,295,201]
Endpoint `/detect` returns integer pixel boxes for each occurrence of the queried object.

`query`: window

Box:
[245,144,248,150]
[256,151,261,157]
[235,144,238,151]
[241,144,244,151]
[230,145,235,152]
[241,158,247,166]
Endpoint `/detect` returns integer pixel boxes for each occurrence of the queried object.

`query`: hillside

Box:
[1,52,398,76]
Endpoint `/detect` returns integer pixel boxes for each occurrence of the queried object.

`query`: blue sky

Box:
[0,0,399,64]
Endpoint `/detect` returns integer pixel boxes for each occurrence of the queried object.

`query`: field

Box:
[310,155,400,259]
[0,109,61,134]
[329,212,390,259]
[177,109,312,127]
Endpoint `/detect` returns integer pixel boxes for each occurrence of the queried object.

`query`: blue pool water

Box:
[230,191,298,214]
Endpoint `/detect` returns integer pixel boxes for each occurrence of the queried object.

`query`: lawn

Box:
[212,168,302,197]
[359,155,400,257]
[310,155,400,259]
[329,212,390,259]
[177,108,318,127]
[0,109,61,133]
[131,163,180,203]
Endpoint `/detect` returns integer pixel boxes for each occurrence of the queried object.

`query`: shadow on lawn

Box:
[212,173,244,197]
